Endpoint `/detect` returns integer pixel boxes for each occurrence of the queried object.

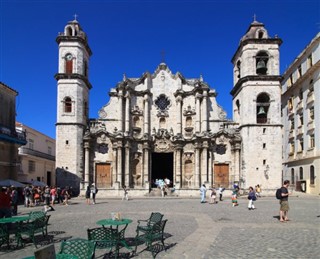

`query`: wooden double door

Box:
[96,163,111,188]
[214,163,229,187]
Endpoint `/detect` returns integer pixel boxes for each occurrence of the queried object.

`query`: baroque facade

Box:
[55,19,283,196]
[281,33,320,195]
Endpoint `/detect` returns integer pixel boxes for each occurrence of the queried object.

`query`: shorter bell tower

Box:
[55,18,92,192]
[231,19,282,190]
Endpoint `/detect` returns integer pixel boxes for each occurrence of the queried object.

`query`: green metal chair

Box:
[59,238,96,259]
[0,224,10,249]
[136,212,164,235]
[134,219,168,258]
[16,215,48,248]
[87,227,118,253]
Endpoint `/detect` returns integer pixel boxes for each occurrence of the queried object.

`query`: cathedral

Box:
[55,18,282,196]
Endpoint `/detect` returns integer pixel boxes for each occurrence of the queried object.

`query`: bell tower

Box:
[55,18,92,191]
[230,19,282,190]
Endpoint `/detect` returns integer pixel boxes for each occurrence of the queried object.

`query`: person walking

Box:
[122,185,129,201]
[43,186,51,212]
[200,184,207,203]
[91,184,98,204]
[279,180,290,222]
[209,185,217,204]
[247,186,256,210]
[255,184,261,198]
[218,185,225,201]
[11,186,18,215]
[85,185,91,205]
[50,186,57,206]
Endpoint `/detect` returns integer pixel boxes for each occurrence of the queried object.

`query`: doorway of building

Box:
[214,163,229,188]
[151,153,173,187]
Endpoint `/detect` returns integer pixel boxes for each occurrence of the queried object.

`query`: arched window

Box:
[256,93,270,123]
[310,166,315,185]
[66,26,72,36]
[299,167,303,180]
[65,54,73,74]
[258,31,264,39]
[256,51,269,75]
[291,168,295,184]
[64,97,72,113]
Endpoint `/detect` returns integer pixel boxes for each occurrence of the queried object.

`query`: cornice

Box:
[55,73,92,89]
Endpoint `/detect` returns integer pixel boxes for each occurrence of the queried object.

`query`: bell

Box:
[257,106,266,115]
[256,60,267,74]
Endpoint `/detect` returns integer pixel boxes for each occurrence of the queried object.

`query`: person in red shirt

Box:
[50,186,57,206]
[0,187,12,218]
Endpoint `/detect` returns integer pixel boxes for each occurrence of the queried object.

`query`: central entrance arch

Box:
[151,152,173,187]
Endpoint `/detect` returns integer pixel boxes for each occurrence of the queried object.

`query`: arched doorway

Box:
[151,152,173,187]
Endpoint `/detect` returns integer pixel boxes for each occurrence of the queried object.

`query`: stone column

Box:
[234,144,241,183]
[84,142,90,188]
[176,96,182,135]
[117,143,122,187]
[143,94,149,134]
[195,143,200,187]
[208,149,213,185]
[124,142,130,187]
[201,91,208,132]
[118,90,124,132]
[201,141,208,183]
[175,146,182,188]
[125,92,130,134]
[143,143,150,188]
[112,146,117,186]
[195,93,201,133]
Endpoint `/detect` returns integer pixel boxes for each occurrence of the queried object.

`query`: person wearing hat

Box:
[91,183,98,204]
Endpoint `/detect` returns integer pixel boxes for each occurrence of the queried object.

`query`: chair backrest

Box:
[148,212,164,226]
[152,219,167,234]
[87,227,117,249]
[29,211,46,220]
[59,238,95,259]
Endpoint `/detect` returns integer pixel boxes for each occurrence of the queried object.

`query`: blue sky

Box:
[0,0,319,139]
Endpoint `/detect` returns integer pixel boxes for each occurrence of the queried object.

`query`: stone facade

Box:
[281,33,320,195]
[16,122,56,186]
[55,19,283,196]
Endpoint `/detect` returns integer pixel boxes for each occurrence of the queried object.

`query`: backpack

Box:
[25,188,31,196]
[276,188,282,199]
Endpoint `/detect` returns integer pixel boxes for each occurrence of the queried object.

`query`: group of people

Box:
[199,181,292,223]
[23,185,71,208]
[85,184,98,204]
[0,186,18,218]
[200,184,226,204]
[154,177,172,197]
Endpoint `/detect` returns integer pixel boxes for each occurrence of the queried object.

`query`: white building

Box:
[16,122,56,186]
[55,19,283,196]
[281,33,320,195]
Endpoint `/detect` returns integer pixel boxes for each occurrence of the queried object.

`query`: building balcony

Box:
[307,121,315,131]
[307,94,314,104]
[296,126,304,136]
[289,130,294,139]
[296,100,303,112]
[0,125,27,145]
[19,147,55,161]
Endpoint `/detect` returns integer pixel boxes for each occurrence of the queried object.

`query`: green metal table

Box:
[96,218,133,256]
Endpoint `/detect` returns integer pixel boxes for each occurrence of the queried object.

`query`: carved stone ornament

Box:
[97,133,108,144]
[183,105,196,116]
[131,105,143,116]
[219,110,227,119]
[154,139,172,152]
[183,152,194,161]
[98,109,107,119]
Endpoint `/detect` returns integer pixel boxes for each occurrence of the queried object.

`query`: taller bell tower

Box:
[231,19,282,190]
[55,19,92,191]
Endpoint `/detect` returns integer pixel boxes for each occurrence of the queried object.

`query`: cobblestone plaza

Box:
[1,195,319,259]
